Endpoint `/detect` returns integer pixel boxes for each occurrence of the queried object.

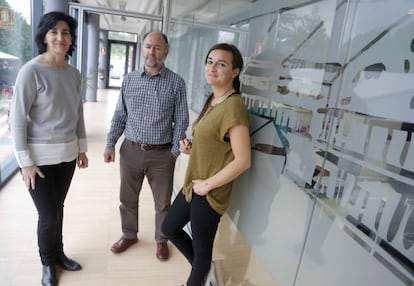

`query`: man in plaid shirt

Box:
[104,31,189,261]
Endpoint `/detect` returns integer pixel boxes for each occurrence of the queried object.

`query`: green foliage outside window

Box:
[0,0,31,64]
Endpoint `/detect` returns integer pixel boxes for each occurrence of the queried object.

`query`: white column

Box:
[85,13,100,102]
[43,0,68,14]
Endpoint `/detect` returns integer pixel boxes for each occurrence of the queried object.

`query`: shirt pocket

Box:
[123,86,147,108]
[155,92,175,114]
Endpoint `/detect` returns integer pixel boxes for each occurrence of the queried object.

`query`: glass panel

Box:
[108,31,137,42]
[297,0,414,285]
[127,44,134,74]
[0,0,31,185]
[106,16,162,36]
[87,0,163,33]
[168,0,250,114]
[167,25,247,113]
[170,0,251,24]
[108,42,127,88]
[121,0,163,15]
[232,1,339,284]
[165,0,414,284]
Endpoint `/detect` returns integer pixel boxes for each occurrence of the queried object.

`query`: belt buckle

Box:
[140,143,148,151]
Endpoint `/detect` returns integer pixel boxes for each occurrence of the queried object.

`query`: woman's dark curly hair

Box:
[35,11,78,60]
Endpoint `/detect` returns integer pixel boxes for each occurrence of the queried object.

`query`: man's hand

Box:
[104,149,116,163]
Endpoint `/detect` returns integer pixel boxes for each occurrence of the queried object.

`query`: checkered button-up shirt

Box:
[106,66,189,157]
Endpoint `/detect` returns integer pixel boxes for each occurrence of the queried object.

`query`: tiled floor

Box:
[0,89,274,286]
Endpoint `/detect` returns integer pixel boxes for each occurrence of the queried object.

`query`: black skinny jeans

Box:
[27,160,76,266]
[162,192,221,286]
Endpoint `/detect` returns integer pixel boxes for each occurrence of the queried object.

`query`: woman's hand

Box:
[192,179,210,196]
[77,152,88,168]
[179,138,192,154]
[21,165,45,190]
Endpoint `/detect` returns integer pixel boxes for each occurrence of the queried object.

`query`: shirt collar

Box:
[140,65,166,77]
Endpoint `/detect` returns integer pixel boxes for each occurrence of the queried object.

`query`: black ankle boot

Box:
[41,265,57,286]
[56,254,82,271]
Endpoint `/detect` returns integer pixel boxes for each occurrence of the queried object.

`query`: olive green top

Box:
[182,94,249,214]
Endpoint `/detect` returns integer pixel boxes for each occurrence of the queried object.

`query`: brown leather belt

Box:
[131,141,171,151]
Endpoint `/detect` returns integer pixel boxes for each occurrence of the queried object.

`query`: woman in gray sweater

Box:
[9,11,88,286]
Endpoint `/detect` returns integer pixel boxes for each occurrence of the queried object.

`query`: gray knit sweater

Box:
[10,58,87,167]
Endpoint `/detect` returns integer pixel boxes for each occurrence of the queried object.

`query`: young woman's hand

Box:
[179,138,192,154]
[192,179,210,196]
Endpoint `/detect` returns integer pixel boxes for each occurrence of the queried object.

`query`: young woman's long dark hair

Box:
[205,43,244,93]
[35,11,78,60]
[197,43,244,121]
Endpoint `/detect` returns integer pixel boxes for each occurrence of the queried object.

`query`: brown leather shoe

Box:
[156,242,169,260]
[110,237,138,254]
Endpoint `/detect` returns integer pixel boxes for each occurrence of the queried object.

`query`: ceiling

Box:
[74,0,254,35]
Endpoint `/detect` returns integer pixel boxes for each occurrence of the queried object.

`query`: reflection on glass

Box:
[311,1,414,284]
[225,0,414,285]
[167,21,247,113]
[107,34,137,89]
[109,43,127,88]
[0,1,31,185]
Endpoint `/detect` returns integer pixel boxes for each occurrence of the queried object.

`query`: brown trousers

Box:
[118,139,176,242]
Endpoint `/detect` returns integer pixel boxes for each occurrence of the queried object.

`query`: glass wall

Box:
[107,32,138,88]
[296,1,414,285]
[167,24,248,114]
[0,0,31,186]
[166,0,250,114]
[169,0,414,285]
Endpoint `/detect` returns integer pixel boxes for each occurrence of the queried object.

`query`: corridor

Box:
[0,89,273,286]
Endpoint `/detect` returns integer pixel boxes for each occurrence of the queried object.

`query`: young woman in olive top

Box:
[162,43,251,286]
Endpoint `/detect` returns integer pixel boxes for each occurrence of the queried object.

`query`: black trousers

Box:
[28,160,76,266]
[162,192,221,286]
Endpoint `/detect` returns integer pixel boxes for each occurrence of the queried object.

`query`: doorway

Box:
[108,40,137,88]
